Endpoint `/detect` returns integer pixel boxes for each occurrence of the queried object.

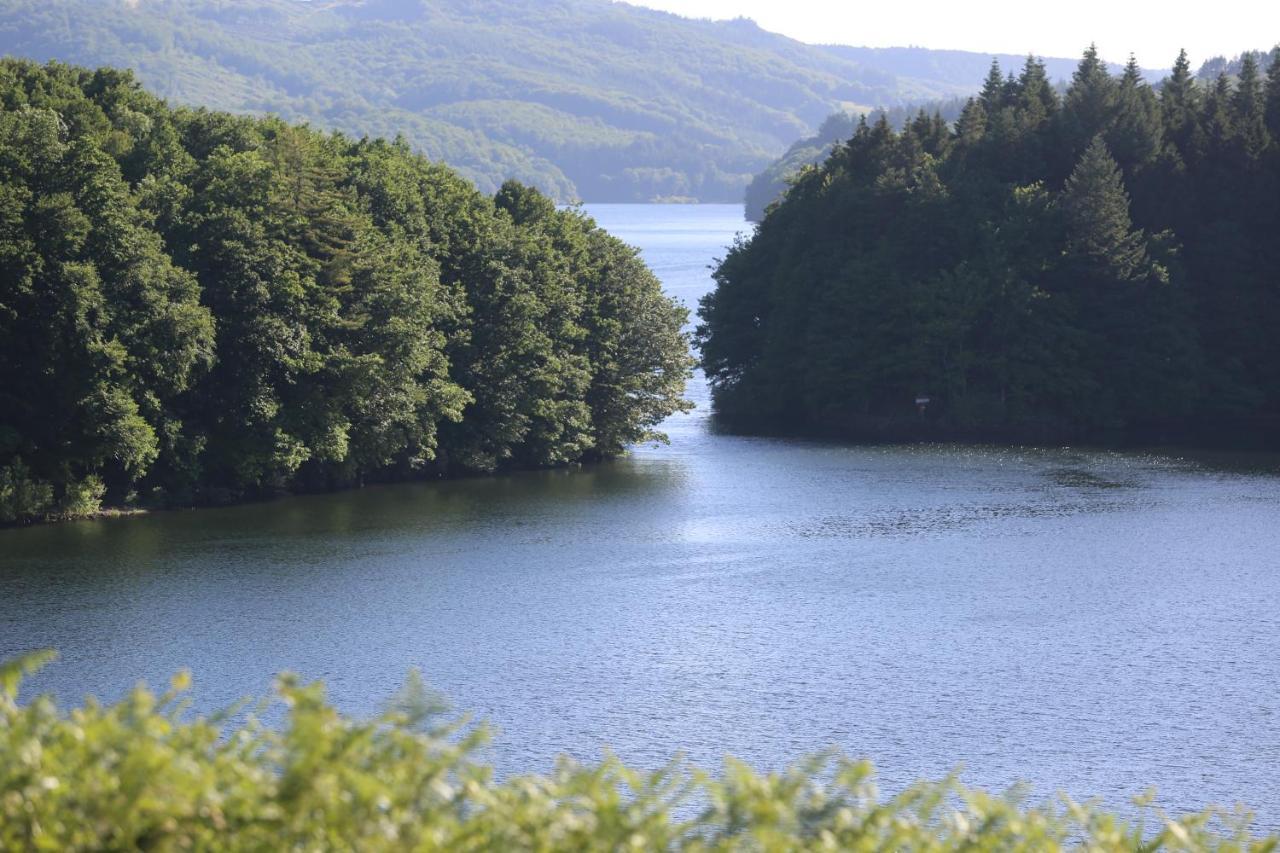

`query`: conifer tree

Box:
[1061,136,1150,282]
[1016,56,1059,121]
[954,98,987,145]
[927,111,951,155]
[1265,46,1280,139]
[979,60,1008,113]
[1061,44,1119,159]
[1109,55,1163,172]
[1202,74,1237,147]
[908,109,950,159]
[1058,137,1192,427]
[1232,53,1270,164]
[1198,73,1240,220]
[1160,49,1203,164]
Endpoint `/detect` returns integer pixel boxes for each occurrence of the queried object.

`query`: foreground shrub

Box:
[0,652,1274,851]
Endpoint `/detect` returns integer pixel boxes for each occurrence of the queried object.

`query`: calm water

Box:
[3,204,1280,824]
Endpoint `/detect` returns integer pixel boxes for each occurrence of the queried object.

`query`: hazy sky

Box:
[623,0,1280,69]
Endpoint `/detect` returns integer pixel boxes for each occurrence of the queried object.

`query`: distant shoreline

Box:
[708,411,1280,456]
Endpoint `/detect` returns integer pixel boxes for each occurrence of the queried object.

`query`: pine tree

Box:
[954,98,987,145]
[1062,44,1119,157]
[1199,73,1239,215]
[980,60,1007,112]
[1232,53,1270,164]
[1016,56,1059,123]
[1265,46,1280,139]
[865,112,897,170]
[1161,49,1203,163]
[1202,74,1236,144]
[1061,136,1150,282]
[928,111,950,154]
[1059,137,1192,427]
[908,109,950,159]
[1109,54,1163,172]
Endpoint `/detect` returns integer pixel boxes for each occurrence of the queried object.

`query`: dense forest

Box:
[743,52,1271,222]
[744,97,969,221]
[0,59,693,524]
[699,47,1280,446]
[0,0,1090,203]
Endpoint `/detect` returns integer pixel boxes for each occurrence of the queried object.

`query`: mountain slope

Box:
[0,0,1098,201]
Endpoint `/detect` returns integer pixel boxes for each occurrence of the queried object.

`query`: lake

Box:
[2,203,1279,826]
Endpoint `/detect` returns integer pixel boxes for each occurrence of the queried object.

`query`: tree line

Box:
[745,98,971,222]
[0,60,693,523]
[699,47,1280,446]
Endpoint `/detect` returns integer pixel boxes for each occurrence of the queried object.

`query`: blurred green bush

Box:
[1,651,1273,851]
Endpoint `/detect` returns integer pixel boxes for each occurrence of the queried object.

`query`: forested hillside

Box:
[0,60,693,524]
[0,0,1088,202]
[699,47,1280,446]
[1197,49,1276,81]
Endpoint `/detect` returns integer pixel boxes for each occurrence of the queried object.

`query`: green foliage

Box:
[743,51,1151,222]
[0,651,1274,851]
[1061,136,1151,279]
[0,60,692,522]
[0,460,53,523]
[54,474,105,519]
[0,0,1110,204]
[699,46,1280,445]
[744,101,971,222]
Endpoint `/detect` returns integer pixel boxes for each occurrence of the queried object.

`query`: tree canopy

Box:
[744,51,1272,223]
[698,46,1280,447]
[744,99,969,222]
[0,60,692,523]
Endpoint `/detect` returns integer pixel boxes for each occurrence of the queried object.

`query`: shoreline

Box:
[11,421,1280,532]
[708,410,1280,456]
[0,459,605,531]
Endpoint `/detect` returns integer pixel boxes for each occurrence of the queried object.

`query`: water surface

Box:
[3,203,1279,825]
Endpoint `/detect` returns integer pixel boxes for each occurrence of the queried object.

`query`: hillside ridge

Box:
[0,0,1098,201]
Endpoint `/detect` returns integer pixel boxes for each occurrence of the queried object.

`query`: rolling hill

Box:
[0,0,1100,201]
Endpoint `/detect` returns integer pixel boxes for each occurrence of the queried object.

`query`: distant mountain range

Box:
[0,0,1114,202]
